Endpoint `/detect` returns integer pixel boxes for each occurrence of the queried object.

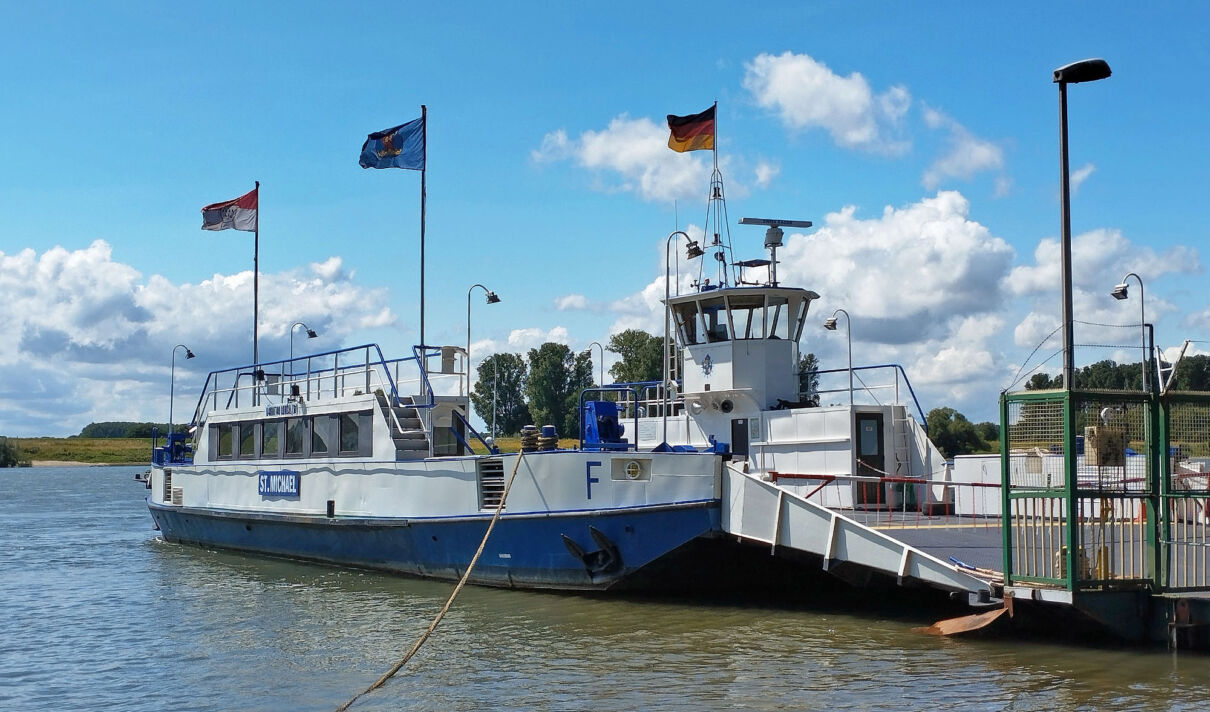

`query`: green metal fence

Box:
[1161,393,1210,591]
[1002,389,1158,591]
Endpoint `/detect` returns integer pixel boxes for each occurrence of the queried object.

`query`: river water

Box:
[2,466,1209,711]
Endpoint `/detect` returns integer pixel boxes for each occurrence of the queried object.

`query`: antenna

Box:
[738,218,813,286]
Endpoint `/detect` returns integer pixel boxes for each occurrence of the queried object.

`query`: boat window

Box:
[671,302,700,345]
[262,421,282,458]
[727,294,766,339]
[285,418,306,456]
[311,416,330,455]
[216,424,233,458]
[792,296,809,342]
[339,413,359,453]
[239,424,256,457]
[700,297,729,342]
[768,295,791,340]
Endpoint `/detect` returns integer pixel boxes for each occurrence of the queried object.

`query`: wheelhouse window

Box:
[671,302,700,345]
[727,294,766,340]
[700,297,729,342]
[768,295,791,340]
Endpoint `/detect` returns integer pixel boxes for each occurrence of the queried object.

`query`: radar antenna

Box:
[737,217,813,287]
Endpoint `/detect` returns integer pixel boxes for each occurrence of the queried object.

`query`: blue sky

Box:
[1,2,1207,435]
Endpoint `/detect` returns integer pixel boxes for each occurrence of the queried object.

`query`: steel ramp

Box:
[722,465,996,600]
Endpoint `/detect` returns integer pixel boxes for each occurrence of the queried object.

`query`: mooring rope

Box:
[335,451,526,712]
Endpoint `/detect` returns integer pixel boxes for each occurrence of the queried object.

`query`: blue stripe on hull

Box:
[148,500,721,591]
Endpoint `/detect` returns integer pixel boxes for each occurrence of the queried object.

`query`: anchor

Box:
[561,526,622,577]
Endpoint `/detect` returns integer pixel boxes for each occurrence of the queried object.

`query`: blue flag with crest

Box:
[359,116,425,170]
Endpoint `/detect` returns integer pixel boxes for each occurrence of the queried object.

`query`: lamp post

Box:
[584,341,604,386]
[823,309,852,407]
[491,357,497,440]
[289,321,318,363]
[1111,272,1147,392]
[169,344,195,435]
[663,231,704,444]
[1055,58,1112,389]
[467,284,501,397]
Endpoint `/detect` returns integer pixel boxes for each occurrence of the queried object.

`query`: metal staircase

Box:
[377,392,429,460]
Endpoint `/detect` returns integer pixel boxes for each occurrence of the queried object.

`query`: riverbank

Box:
[11,437,150,465]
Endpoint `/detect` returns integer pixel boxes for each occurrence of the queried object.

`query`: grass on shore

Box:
[12,437,153,464]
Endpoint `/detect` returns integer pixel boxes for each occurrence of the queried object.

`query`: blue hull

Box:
[147,499,721,591]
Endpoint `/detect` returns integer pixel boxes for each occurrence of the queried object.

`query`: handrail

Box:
[811,364,929,431]
[450,408,500,455]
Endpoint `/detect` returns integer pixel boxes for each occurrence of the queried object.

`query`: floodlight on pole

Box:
[664,230,704,445]
[170,343,195,435]
[289,321,318,363]
[823,309,852,407]
[467,283,501,398]
[1054,57,1111,390]
[1110,272,1147,392]
[583,341,604,386]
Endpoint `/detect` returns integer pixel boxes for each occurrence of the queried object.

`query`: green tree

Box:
[797,352,821,405]
[925,407,988,458]
[525,342,594,437]
[0,437,24,467]
[469,353,528,436]
[1025,373,1060,390]
[1173,355,1210,391]
[606,329,664,384]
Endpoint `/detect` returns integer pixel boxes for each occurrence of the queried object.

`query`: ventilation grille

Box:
[478,458,505,510]
[162,469,172,503]
[171,488,183,506]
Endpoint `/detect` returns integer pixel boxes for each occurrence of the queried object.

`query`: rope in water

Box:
[335,451,526,712]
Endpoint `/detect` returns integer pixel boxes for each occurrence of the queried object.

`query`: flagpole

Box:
[711,100,718,173]
[253,180,260,368]
[420,105,427,351]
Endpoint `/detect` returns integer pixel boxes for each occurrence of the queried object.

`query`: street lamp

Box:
[1055,57,1112,389]
[169,344,195,435]
[467,284,501,397]
[583,341,604,386]
[663,230,704,444]
[289,321,318,362]
[1111,272,1147,392]
[823,309,852,407]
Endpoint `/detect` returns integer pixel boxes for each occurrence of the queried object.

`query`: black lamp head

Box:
[305,328,318,339]
[823,317,838,331]
[1111,283,1129,300]
[485,291,501,304]
[185,348,195,359]
[1053,58,1111,84]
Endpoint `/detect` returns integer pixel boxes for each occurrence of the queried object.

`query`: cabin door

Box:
[730,418,749,460]
[855,413,885,507]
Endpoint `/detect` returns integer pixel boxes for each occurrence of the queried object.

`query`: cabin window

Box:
[285,418,306,456]
[216,424,233,458]
[311,416,330,455]
[239,423,256,457]
[339,413,360,453]
[727,294,766,340]
[700,297,729,342]
[768,295,791,340]
[792,296,809,342]
[262,421,282,458]
[671,302,700,345]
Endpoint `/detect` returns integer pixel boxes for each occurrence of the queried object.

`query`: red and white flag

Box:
[201,187,257,231]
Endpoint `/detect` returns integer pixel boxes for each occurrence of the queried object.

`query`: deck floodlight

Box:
[1110,283,1129,300]
[305,328,318,339]
[468,284,501,396]
[485,291,501,304]
[185,348,195,359]
[1053,58,1112,84]
[685,239,704,259]
[823,317,838,330]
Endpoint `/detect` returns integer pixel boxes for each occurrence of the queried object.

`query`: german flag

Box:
[667,105,715,153]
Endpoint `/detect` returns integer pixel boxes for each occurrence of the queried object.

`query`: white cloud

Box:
[1070,162,1095,193]
[532,115,709,203]
[554,294,589,311]
[743,51,911,154]
[921,106,1004,189]
[507,326,569,350]
[0,242,395,436]
[753,160,779,188]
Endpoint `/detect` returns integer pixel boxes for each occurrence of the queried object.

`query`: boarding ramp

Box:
[722,464,997,600]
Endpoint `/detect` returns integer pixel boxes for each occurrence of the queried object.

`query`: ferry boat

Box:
[146,215,997,603]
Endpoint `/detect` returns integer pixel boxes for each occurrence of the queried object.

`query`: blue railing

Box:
[810,363,929,432]
[450,408,500,455]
